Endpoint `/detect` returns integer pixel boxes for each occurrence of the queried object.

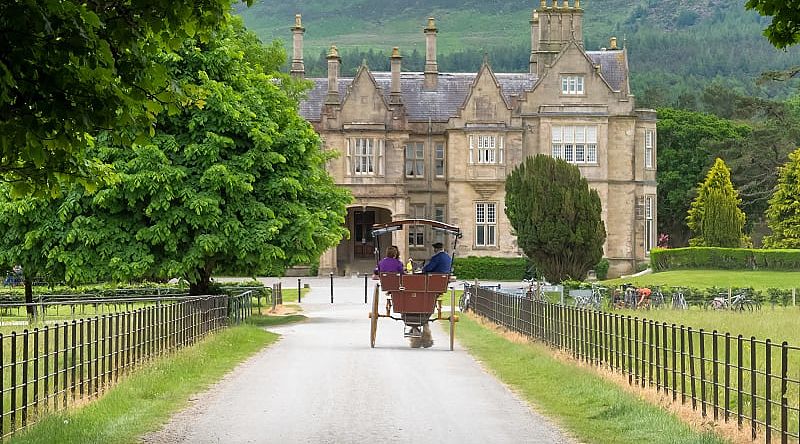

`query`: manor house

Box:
[290,0,657,278]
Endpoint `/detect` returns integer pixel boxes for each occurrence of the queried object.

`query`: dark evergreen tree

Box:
[505,155,606,283]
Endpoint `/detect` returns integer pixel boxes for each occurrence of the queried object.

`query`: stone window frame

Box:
[434,142,446,178]
[551,125,598,165]
[405,141,425,178]
[475,201,497,247]
[560,75,585,95]
[346,137,384,177]
[408,204,426,248]
[645,195,655,254]
[645,129,655,170]
[468,134,504,165]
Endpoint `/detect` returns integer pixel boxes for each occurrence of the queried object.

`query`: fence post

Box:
[781,341,789,444]
[298,279,302,304]
[330,272,334,304]
[272,284,277,312]
[792,288,796,307]
[364,273,368,304]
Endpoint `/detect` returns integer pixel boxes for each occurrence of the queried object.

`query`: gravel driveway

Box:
[143,278,572,443]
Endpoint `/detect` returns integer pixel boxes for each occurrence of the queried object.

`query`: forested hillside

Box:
[236,0,800,107]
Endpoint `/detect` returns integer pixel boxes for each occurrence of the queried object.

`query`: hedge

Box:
[650,247,800,271]
[453,257,530,280]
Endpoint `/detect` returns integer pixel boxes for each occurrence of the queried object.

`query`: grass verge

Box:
[10,315,300,444]
[454,314,728,444]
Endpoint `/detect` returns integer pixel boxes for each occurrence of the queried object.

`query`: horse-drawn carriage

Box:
[368,219,461,350]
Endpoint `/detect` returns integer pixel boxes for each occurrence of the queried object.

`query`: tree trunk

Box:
[189,267,212,295]
[24,280,35,320]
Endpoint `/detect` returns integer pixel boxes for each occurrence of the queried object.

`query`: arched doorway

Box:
[336,206,393,275]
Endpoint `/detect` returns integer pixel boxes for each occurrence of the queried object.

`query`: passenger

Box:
[422,242,452,274]
[374,245,404,274]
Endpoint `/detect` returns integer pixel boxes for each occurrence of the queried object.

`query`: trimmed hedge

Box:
[453,256,529,280]
[650,247,800,271]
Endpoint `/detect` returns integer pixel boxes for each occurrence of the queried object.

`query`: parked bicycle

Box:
[574,284,604,310]
[708,289,761,311]
[671,287,689,310]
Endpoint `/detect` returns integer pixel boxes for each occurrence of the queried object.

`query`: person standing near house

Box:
[422,242,452,274]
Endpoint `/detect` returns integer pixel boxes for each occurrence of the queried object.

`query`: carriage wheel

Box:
[370,285,380,348]
[449,288,456,351]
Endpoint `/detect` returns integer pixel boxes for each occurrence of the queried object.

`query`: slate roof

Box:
[298,51,627,122]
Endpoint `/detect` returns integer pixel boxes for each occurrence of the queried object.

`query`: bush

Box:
[594,258,609,280]
[453,257,528,280]
[650,247,800,271]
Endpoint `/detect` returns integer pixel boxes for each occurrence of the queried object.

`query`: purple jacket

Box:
[375,257,404,273]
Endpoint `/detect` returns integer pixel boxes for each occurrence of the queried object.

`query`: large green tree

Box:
[505,155,606,283]
[763,148,800,248]
[656,108,751,246]
[686,158,748,247]
[0,0,249,194]
[50,21,350,294]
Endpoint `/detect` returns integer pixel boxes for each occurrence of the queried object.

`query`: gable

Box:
[339,66,390,125]
[456,65,512,124]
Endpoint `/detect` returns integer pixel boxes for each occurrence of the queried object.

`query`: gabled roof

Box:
[298,52,628,122]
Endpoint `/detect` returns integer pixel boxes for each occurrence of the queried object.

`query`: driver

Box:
[422,242,452,274]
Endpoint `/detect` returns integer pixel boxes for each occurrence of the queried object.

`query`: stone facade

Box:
[292,0,657,277]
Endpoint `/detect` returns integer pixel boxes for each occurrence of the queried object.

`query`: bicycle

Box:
[709,290,760,311]
[458,291,471,312]
[574,284,604,310]
[670,287,688,310]
[650,286,665,309]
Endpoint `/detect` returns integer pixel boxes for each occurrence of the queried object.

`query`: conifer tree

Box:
[505,154,606,282]
[686,158,748,247]
[763,148,800,248]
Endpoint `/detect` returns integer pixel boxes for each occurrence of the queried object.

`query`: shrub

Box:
[453,257,528,280]
[650,247,800,271]
[594,258,610,280]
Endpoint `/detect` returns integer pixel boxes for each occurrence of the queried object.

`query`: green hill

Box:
[235,0,800,106]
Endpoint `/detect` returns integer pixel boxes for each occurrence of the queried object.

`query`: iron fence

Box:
[466,283,800,443]
[0,291,252,438]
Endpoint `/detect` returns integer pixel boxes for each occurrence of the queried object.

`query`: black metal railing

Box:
[0,291,252,438]
[466,283,800,443]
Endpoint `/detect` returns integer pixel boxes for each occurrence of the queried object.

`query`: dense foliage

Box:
[505,155,605,283]
[656,109,751,245]
[687,158,748,247]
[452,257,529,281]
[650,247,800,271]
[746,0,800,48]
[0,20,351,294]
[763,148,800,248]
[0,0,251,194]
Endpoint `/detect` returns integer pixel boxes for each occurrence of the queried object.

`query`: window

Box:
[469,135,504,165]
[434,204,446,243]
[551,126,598,165]
[475,202,496,247]
[409,205,426,247]
[346,138,384,176]
[645,130,654,169]
[561,75,584,95]
[435,142,445,178]
[645,195,654,254]
[405,142,424,178]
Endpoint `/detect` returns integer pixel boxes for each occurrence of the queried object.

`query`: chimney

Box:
[290,14,305,79]
[424,17,438,90]
[610,36,618,50]
[390,47,403,104]
[325,45,340,105]
[529,9,539,74]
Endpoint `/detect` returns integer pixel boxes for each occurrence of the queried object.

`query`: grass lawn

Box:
[602,270,800,291]
[9,315,301,444]
[453,314,727,444]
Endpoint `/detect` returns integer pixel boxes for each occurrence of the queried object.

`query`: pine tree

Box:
[763,148,800,248]
[686,158,748,247]
[505,154,606,282]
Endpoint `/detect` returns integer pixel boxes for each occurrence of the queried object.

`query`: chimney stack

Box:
[325,45,340,105]
[390,47,403,104]
[424,17,438,90]
[529,10,539,74]
[290,14,305,79]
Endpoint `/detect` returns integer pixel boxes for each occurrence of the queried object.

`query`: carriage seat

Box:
[377,273,450,294]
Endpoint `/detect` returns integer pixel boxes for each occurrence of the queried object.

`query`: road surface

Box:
[143,277,572,443]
